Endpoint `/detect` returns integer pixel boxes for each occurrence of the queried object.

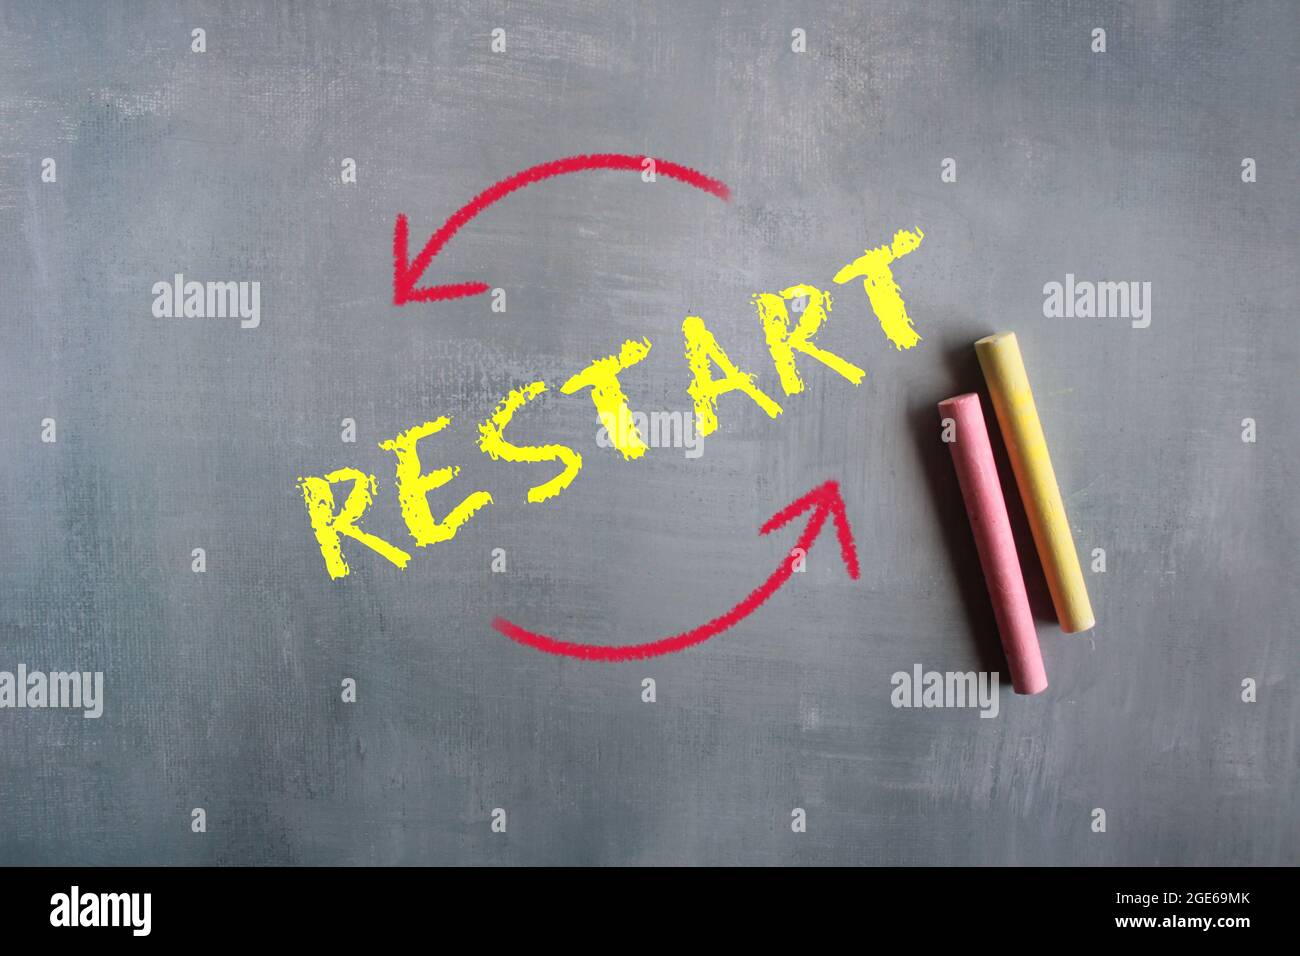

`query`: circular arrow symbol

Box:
[393,152,731,304]
[492,481,860,661]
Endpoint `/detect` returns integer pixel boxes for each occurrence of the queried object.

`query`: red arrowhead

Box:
[759,479,860,579]
[393,212,490,304]
[491,480,859,660]
[393,153,730,306]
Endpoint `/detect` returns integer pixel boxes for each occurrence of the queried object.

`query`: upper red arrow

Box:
[393,153,731,305]
[492,481,860,661]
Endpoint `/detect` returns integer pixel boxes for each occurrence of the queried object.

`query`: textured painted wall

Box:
[0,0,1295,865]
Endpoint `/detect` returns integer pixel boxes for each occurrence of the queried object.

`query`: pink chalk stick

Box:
[938,393,1048,695]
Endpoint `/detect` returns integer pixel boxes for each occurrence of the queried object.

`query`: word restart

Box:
[298,228,924,579]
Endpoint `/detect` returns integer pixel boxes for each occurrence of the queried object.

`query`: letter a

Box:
[683,316,782,437]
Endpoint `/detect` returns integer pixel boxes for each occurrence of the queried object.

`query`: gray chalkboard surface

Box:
[1,1,1295,865]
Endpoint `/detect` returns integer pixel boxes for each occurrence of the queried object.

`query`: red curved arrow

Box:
[492,481,859,661]
[394,153,731,305]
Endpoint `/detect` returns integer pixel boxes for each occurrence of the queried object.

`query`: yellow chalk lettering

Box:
[753,284,865,394]
[833,227,925,350]
[378,418,492,546]
[560,339,652,460]
[478,382,583,503]
[682,315,783,437]
[297,468,412,580]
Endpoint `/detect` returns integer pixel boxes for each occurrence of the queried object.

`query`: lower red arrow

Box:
[492,481,860,661]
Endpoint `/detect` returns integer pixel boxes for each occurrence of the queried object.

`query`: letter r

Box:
[298,468,412,579]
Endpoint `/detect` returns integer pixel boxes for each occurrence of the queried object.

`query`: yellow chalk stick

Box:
[974,332,1095,633]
